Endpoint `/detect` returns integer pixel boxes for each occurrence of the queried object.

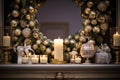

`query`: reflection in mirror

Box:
[36,0,82,39]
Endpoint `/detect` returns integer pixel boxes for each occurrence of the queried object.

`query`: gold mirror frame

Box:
[8,0,111,56]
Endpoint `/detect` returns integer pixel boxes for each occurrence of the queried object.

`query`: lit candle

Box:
[75,56,81,64]
[3,34,11,47]
[22,56,28,64]
[113,32,120,46]
[40,55,48,64]
[54,37,63,61]
[31,55,39,64]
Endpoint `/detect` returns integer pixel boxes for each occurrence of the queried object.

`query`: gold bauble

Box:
[81,13,88,19]
[84,8,91,15]
[91,19,97,25]
[15,0,21,4]
[89,11,96,19]
[40,45,46,52]
[14,4,20,9]
[13,36,18,41]
[93,26,100,33]
[24,38,32,45]
[36,39,42,45]
[14,29,21,36]
[12,10,19,18]
[20,20,27,28]
[97,2,107,12]
[64,38,70,45]
[32,44,38,50]
[79,36,86,43]
[100,23,108,31]
[84,25,92,33]
[97,15,106,23]
[43,40,49,46]
[67,47,71,52]
[33,32,39,39]
[29,20,36,28]
[70,39,76,44]
[87,1,94,8]
[68,35,72,39]
[25,14,31,20]
[74,34,80,41]
[21,8,27,14]
[83,19,90,26]
[88,39,95,45]
[45,48,52,54]
[28,6,35,14]
[10,20,18,27]
[80,30,85,36]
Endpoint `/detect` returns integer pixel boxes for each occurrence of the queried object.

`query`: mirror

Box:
[36,0,82,39]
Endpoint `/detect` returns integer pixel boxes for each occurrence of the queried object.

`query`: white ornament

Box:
[22,28,31,38]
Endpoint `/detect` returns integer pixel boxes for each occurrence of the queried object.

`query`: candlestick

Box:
[113,32,120,46]
[3,34,11,47]
[54,37,63,61]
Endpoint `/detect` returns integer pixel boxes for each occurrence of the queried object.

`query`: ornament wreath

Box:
[8,0,111,61]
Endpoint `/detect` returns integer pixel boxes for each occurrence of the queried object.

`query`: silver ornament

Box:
[93,26,100,33]
[45,48,52,54]
[11,10,19,18]
[14,29,21,36]
[22,28,31,38]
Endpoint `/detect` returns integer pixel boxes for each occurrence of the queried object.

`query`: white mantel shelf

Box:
[0,64,120,79]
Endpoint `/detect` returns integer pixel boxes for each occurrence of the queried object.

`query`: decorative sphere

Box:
[32,44,38,50]
[84,8,91,15]
[29,20,35,28]
[100,23,108,31]
[22,28,31,38]
[25,14,31,20]
[87,1,94,8]
[97,2,107,12]
[89,11,96,19]
[12,10,19,18]
[88,39,95,45]
[45,48,52,54]
[91,19,97,25]
[14,29,21,36]
[10,20,18,27]
[93,26,100,33]
[83,19,90,26]
[79,36,86,43]
[21,8,27,14]
[33,32,39,39]
[64,38,70,45]
[28,6,35,14]
[36,40,42,45]
[85,25,92,33]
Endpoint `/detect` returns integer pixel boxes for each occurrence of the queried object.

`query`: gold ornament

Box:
[36,39,42,45]
[32,44,38,50]
[14,4,20,9]
[20,20,27,28]
[12,36,18,41]
[97,2,107,12]
[29,20,36,28]
[10,20,18,27]
[84,8,91,15]
[40,45,46,52]
[79,36,86,43]
[14,29,21,36]
[83,19,90,26]
[21,8,27,14]
[80,30,85,36]
[70,39,76,44]
[15,0,21,4]
[12,10,19,18]
[74,34,80,41]
[88,39,95,45]
[87,1,94,8]
[100,23,108,31]
[33,32,39,39]
[28,6,35,14]
[97,15,106,23]
[43,40,49,46]
[84,25,92,33]
[45,48,52,54]
[64,38,70,45]
[93,26,100,33]
[22,28,31,38]
[89,11,96,19]
[91,19,97,25]
[68,35,72,39]
[25,14,31,20]
[24,38,32,45]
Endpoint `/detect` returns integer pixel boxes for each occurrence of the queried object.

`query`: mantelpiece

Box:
[0,64,120,80]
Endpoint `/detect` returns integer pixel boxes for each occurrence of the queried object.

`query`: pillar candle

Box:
[40,55,48,64]
[3,34,11,47]
[113,32,120,46]
[54,38,63,61]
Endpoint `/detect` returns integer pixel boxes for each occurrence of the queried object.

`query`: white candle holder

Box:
[31,55,39,64]
[22,56,28,64]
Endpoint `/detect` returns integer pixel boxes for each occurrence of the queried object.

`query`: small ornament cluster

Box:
[8,0,112,63]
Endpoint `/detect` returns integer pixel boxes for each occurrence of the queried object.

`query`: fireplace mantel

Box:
[0,64,120,79]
